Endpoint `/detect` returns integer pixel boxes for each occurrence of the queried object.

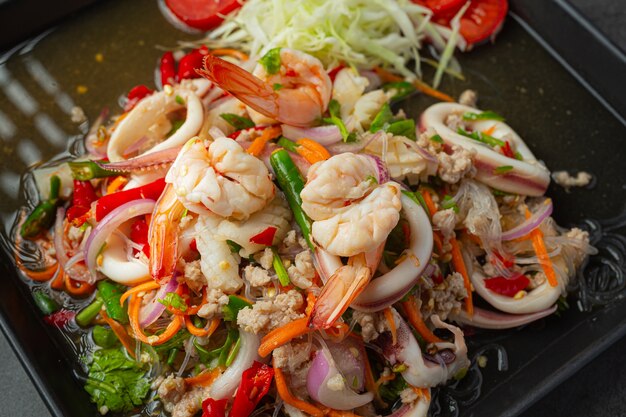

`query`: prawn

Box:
[166,136,275,220]
[198,49,331,127]
[301,153,402,328]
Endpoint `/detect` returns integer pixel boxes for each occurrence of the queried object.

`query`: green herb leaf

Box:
[84,348,150,413]
[220,113,256,130]
[440,195,459,213]
[386,119,416,140]
[378,372,408,404]
[457,127,505,147]
[158,292,188,312]
[430,134,443,143]
[382,81,416,101]
[167,119,185,137]
[226,239,243,253]
[222,295,252,322]
[493,165,514,175]
[259,47,282,75]
[175,95,185,105]
[369,103,394,133]
[324,99,356,142]
[462,110,505,122]
[273,83,283,91]
[272,247,291,286]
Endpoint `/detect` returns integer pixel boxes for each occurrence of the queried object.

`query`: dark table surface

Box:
[0,0,624,416]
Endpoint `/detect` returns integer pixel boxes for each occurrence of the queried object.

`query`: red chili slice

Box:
[125,85,154,112]
[164,0,242,31]
[484,273,530,297]
[249,226,278,247]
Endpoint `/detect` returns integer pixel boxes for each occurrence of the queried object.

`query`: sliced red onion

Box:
[327,338,366,391]
[210,331,260,400]
[97,146,181,173]
[281,124,343,146]
[450,305,557,329]
[352,193,434,311]
[306,347,373,410]
[53,207,92,282]
[327,131,382,155]
[139,273,179,328]
[501,199,553,241]
[84,199,156,282]
[364,154,390,184]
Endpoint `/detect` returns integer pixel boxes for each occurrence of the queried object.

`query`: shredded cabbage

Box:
[191,0,464,84]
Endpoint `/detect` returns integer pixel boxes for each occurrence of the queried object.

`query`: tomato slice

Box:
[164,0,242,31]
[414,0,466,19]
[456,0,508,46]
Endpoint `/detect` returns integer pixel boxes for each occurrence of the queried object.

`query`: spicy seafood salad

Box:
[14,5,595,417]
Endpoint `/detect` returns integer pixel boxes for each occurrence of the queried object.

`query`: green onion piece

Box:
[457,127,505,147]
[430,134,443,143]
[92,325,119,348]
[272,247,290,286]
[493,165,514,175]
[220,113,255,130]
[462,110,505,122]
[365,174,378,185]
[20,175,61,238]
[68,161,118,181]
[514,151,523,161]
[277,137,299,153]
[97,280,129,323]
[386,119,416,140]
[218,329,238,366]
[76,297,104,327]
[33,290,60,315]
[225,336,241,366]
[259,47,282,75]
[226,239,243,253]
[158,292,188,312]
[167,119,185,137]
[369,103,394,133]
[273,83,283,91]
[222,295,252,322]
[440,195,459,213]
[382,81,416,101]
[401,190,428,214]
[269,150,315,251]
[167,348,178,366]
[175,95,185,105]
[324,99,356,142]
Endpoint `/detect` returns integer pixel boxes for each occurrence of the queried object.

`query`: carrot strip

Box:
[128,294,183,345]
[450,237,474,316]
[106,176,128,195]
[258,317,312,357]
[273,358,324,417]
[419,189,438,218]
[525,208,558,287]
[184,366,223,387]
[383,308,397,345]
[373,67,455,103]
[400,295,443,344]
[482,125,496,136]
[185,316,220,338]
[18,261,58,282]
[50,268,65,290]
[119,281,160,306]
[100,310,136,358]
[324,322,350,341]
[211,49,249,61]
[247,126,282,157]
[64,274,96,296]
[432,232,444,256]
[295,138,331,164]
[411,386,431,401]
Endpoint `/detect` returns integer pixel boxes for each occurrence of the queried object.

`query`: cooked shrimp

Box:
[166,136,275,220]
[198,49,331,127]
[301,153,402,257]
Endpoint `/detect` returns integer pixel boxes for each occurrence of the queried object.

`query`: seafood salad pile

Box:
[14,46,595,417]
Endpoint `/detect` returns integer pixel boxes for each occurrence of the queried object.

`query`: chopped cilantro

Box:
[369,103,394,133]
[462,110,505,122]
[430,134,443,143]
[158,292,187,312]
[440,195,459,213]
[220,113,256,130]
[259,47,282,75]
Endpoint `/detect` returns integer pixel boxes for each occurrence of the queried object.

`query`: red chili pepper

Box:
[178,46,209,80]
[484,273,530,297]
[189,238,198,252]
[231,361,275,417]
[160,51,177,86]
[66,180,98,223]
[130,218,150,258]
[44,309,76,326]
[492,250,515,269]
[201,398,228,417]
[327,64,346,82]
[227,125,266,140]
[249,226,277,246]
[501,141,515,159]
[125,85,154,112]
[95,178,167,221]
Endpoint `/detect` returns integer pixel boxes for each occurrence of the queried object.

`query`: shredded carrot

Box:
[258,317,312,357]
[185,316,220,338]
[383,308,397,345]
[373,66,455,103]
[247,126,282,157]
[375,372,396,388]
[128,294,183,345]
[100,310,136,358]
[211,49,249,61]
[64,274,96,296]
[305,291,317,316]
[525,208,558,287]
[483,125,497,136]
[295,138,331,164]
[411,386,431,401]
[400,295,443,344]
[450,237,474,316]
[184,366,223,387]
[106,176,128,195]
[119,281,160,306]
[17,260,58,282]
[273,358,324,417]
[50,268,65,290]
[361,342,385,407]
[324,322,350,341]
[432,232,444,256]
[419,189,438,218]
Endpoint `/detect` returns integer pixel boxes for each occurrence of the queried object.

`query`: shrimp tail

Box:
[197,55,279,120]
[149,183,186,283]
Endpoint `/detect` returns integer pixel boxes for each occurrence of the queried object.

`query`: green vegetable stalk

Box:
[33,290,60,315]
[68,161,117,181]
[76,297,104,327]
[272,247,291,286]
[97,281,128,324]
[20,175,61,238]
[222,295,252,322]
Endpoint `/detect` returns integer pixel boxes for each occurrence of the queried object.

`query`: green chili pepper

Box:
[218,329,239,366]
[75,297,104,327]
[457,127,505,147]
[369,103,393,133]
[33,290,60,315]
[272,247,290,286]
[382,81,416,101]
[68,161,118,181]
[92,325,118,348]
[225,336,241,366]
[269,150,315,251]
[277,137,299,153]
[20,175,61,238]
[222,295,252,322]
[97,281,128,324]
